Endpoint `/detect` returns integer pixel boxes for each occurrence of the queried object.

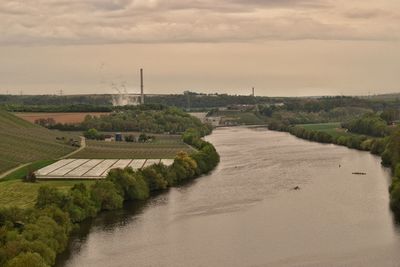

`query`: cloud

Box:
[344,8,390,19]
[0,0,399,45]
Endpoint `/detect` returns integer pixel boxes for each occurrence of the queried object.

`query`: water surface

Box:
[57,127,400,267]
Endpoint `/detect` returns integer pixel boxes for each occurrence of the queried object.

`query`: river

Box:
[56,127,400,267]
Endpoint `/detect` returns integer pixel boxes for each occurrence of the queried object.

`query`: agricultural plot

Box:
[35,158,174,180]
[72,138,194,159]
[0,111,80,174]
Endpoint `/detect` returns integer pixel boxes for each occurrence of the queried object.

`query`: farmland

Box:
[0,110,80,174]
[72,137,194,159]
[14,112,110,124]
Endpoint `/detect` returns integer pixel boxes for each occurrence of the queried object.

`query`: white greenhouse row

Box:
[35,158,174,180]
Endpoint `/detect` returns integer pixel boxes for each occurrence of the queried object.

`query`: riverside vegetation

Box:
[0,116,219,266]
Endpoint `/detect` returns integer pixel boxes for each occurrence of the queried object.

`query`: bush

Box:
[24,171,37,183]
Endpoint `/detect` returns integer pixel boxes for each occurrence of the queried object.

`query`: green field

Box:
[0,180,95,209]
[298,122,358,138]
[71,137,194,159]
[0,110,80,174]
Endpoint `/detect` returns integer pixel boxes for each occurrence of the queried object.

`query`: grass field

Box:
[0,180,95,209]
[0,110,79,174]
[298,122,359,138]
[71,137,194,159]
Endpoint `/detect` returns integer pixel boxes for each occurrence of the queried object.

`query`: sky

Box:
[0,0,400,96]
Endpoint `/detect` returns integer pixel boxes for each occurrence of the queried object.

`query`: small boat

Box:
[352,172,367,175]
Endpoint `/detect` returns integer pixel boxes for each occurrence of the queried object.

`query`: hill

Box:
[0,110,79,174]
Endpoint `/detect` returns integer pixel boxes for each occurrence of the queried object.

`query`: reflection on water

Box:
[56,127,400,267]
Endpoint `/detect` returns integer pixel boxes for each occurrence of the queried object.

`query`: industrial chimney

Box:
[140,68,144,105]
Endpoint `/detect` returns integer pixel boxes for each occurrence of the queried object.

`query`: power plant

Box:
[111,68,145,106]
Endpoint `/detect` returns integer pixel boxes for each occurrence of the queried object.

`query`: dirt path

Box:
[61,136,86,159]
[0,137,86,179]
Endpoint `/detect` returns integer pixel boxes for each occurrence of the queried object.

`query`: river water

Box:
[57,127,400,267]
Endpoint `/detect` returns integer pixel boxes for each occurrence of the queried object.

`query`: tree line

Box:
[50,107,211,135]
[0,126,219,266]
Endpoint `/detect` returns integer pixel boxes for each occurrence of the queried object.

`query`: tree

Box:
[24,170,37,183]
[35,187,68,209]
[140,167,168,191]
[64,184,98,223]
[124,134,135,142]
[90,181,123,211]
[106,168,149,200]
[381,109,399,124]
[5,252,48,267]
[83,128,104,140]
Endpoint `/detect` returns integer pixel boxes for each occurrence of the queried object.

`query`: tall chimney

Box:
[140,68,144,104]
[252,87,255,97]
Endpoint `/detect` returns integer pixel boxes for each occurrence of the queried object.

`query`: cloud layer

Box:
[1,0,399,45]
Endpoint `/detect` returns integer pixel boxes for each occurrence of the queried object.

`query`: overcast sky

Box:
[1,0,399,96]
